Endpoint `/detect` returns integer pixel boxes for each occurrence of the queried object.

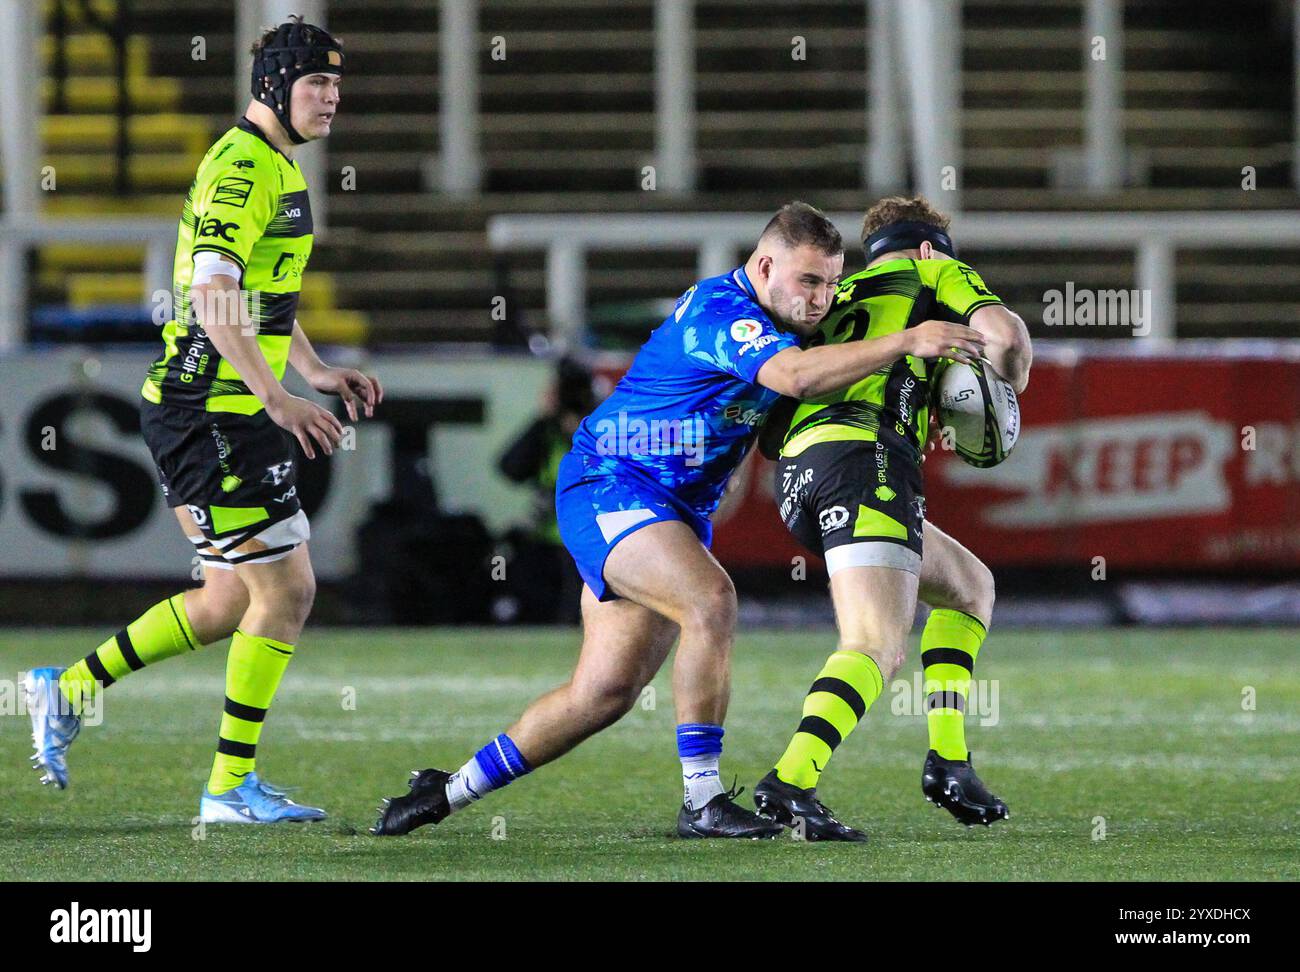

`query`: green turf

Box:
[2,626,1297,881]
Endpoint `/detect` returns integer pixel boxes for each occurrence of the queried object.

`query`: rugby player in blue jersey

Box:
[372,203,985,838]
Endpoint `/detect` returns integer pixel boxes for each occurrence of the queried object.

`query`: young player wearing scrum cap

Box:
[753,196,1032,840]
[25,16,382,823]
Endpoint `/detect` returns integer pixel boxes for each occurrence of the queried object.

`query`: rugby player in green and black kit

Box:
[25,17,383,823]
[752,197,1033,840]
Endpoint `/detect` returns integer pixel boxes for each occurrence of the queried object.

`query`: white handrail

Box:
[488,210,1300,342]
[0,217,177,347]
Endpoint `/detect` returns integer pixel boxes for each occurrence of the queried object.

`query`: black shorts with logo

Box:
[140,400,302,539]
[776,434,926,574]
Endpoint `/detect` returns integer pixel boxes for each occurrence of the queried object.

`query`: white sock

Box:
[445,755,492,813]
[681,755,724,811]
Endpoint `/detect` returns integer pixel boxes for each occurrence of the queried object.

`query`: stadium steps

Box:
[40,76,182,113]
[33,9,200,324]
[42,113,211,154]
[115,0,1300,344]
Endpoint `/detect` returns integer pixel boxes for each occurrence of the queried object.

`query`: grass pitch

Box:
[2,626,1296,881]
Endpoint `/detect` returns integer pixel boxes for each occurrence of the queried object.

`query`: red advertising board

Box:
[600,344,1300,571]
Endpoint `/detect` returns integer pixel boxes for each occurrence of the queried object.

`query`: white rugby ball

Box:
[935,359,1020,468]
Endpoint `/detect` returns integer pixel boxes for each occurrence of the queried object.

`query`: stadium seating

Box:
[36,0,1300,343]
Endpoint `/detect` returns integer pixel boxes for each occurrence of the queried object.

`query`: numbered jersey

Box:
[142,117,314,414]
[780,258,1002,458]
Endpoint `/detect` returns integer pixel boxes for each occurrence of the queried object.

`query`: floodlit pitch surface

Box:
[2,627,1296,881]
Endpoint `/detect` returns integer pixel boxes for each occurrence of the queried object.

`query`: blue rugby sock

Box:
[445,733,532,812]
[677,722,725,810]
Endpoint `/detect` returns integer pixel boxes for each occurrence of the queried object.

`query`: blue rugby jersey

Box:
[569,266,798,517]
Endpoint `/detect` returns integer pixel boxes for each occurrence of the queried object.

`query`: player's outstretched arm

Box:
[969,304,1032,393]
[192,275,344,458]
[756,320,986,399]
[288,319,384,421]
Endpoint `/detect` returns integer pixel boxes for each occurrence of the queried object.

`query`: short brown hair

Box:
[760,201,843,255]
[861,196,951,241]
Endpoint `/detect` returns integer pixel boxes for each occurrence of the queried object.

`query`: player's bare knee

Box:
[683,577,737,641]
[863,651,899,682]
[576,675,640,727]
[956,560,995,628]
[247,566,315,628]
[187,582,248,641]
[282,570,317,625]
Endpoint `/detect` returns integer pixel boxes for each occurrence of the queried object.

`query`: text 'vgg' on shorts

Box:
[140,399,309,568]
[776,436,925,576]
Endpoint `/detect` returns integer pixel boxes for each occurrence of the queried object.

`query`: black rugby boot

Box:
[677,782,783,839]
[370,768,452,836]
[921,750,1009,827]
[753,770,868,842]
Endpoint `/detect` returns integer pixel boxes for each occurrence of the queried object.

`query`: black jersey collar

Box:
[236,116,294,163]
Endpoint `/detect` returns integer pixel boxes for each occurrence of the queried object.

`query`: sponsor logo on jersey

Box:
[281,207,302,219]
[232,159,255,169]
[819,505,850,533]
[730,318,762,342]
[198,217,240,242]
[897,374,917,424]
[270,251,308,282]
[738,333,779,356]
[212,176,253,208]
[273,485,298,504]
[723,402,764,426]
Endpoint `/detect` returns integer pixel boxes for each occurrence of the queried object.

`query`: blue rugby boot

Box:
[199,771,327,823]
[24,667,81,790]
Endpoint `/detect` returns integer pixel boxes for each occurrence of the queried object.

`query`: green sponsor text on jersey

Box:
[780,258,1002,458]
[142,118,314,414]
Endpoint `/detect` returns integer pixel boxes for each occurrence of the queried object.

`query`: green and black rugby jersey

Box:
[142,117,314,414]
[780,258,1003,458]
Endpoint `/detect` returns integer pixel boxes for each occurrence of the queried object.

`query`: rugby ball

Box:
[935,358,1020,468]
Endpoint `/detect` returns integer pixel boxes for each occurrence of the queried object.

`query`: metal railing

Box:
[487,210,1300,342]
[0,218,175,349]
